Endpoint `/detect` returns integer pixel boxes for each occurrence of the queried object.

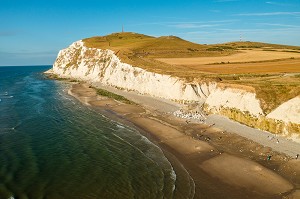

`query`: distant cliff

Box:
[51,40,300,139]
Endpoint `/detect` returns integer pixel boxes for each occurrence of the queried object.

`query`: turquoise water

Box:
[0,66,194,199]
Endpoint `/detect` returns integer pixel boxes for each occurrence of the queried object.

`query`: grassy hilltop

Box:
[83,32,236,75]
[82,32,300,113]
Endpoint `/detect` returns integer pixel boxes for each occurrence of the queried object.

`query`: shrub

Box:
[95,88,133,104]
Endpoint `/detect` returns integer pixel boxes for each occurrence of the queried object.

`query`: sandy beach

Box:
[69,82,300,199]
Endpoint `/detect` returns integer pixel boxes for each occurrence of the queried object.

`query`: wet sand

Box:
[69,83,300,199]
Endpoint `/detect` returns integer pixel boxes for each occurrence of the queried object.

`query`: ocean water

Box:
[0,66,194,199]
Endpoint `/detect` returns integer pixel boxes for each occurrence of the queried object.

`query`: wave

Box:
[110,129,179,198]
[116,124,125,129]
[1,96,13,98]
[0,92,13,99]
[0,127,16,134]
[0,92,8,96]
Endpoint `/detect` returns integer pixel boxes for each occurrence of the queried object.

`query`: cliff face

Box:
[205,88,263,117]
[267,97,300,124]
[54,41,207,102]
[52,40,299,136]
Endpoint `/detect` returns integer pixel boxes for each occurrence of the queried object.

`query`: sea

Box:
[0,66,194,199]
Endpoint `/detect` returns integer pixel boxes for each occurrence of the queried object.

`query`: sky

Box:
[0,0,300,66]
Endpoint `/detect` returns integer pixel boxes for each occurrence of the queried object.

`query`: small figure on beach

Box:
[276,139,279,144]
[209,123,215,127]
[296,154,299,160]
[267,135,274,141]
[267,155,272,161]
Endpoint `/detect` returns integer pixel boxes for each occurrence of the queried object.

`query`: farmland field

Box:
[156,49,300,74]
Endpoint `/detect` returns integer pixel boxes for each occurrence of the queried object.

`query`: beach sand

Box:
[200,153,293,195]
[68,82,300,199]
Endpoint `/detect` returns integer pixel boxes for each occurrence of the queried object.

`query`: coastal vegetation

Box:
[95,87,134,104]
[45,73,81,82]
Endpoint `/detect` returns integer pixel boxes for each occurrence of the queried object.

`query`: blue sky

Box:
[0,0,300,66]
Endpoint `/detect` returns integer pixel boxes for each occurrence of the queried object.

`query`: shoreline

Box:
[67,82,300,199]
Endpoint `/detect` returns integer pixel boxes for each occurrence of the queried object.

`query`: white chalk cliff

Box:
[52,40,299,134]
[267,96,300,124]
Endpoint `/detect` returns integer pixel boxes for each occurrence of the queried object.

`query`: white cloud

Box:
[0,50,57,66]
[167,20,238,29]
[214,0,238,2]
[128,20,238,28]
[257,23,300,28]
[0,31,19,37]
[210,10,221,13]
[177,27,300,45]
[266,1,292,6]
[169,23,221,29]
[235,12,300,16]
